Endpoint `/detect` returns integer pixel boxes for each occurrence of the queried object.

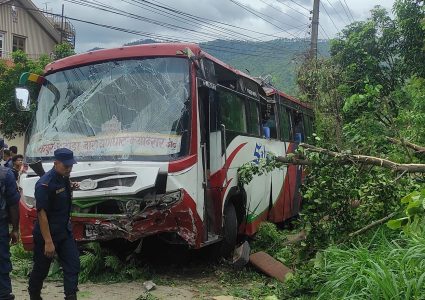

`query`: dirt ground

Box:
[12,278,205,300]
[10,239,259,300]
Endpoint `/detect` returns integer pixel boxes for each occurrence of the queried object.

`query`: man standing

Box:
[28,148,80,300]
[3,150,12,168]
[0,156,21,300]
[11,155,24,181]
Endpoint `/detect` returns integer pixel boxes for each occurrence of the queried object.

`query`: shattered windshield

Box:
[26,57,191,161]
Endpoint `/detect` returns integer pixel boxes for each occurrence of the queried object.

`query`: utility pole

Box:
[60,4,64,43]
[309,0,320,59]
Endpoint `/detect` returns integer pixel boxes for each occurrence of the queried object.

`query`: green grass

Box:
[314,228,425,300]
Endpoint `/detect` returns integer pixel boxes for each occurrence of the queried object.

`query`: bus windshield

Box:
[26,57,191,162]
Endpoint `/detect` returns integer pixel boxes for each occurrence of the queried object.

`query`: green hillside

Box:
[123,38,330,96]
[200,39,329,96]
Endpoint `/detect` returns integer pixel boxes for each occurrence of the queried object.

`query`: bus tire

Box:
[220,203,238,258]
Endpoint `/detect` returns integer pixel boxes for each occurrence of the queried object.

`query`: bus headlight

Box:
[159,190,182,207]
[22,196,36,208]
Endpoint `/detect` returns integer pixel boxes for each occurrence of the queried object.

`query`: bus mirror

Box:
[15,87,31,111]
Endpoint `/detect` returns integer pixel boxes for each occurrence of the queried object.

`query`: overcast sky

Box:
[32,0,395,52]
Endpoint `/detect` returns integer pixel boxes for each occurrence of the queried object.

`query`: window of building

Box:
[0,32,4,57]
[12,35,25,52]
[246,100,260,136]
[218,89,247,133]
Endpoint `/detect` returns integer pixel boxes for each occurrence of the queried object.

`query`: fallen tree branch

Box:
[387,137,425,153]
[275,156,313,166]
[298,143,425,173]
[348,212,397,237]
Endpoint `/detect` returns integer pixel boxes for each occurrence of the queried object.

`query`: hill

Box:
[123,38,330,96]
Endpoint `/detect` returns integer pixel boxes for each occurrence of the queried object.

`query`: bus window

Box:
[303,114,313,141]
[246,100,260,136]
[261,102,277,139]
[293,112,304,142]
[218,89,247,133]
[279,105,292,141]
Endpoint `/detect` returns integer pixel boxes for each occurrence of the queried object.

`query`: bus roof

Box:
[44,42,311,110]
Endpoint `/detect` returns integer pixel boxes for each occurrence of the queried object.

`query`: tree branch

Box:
[386,137,425,153]
[290,143,425,173]
[348,212,397,237]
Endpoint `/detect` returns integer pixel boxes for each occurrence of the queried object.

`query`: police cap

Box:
[54,148,77,166]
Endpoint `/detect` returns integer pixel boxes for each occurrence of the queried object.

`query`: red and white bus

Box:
[16,43,313,253]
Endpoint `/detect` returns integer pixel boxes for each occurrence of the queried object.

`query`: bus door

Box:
[198,82,222,239]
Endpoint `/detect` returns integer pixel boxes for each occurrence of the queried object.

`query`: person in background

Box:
[9,147,17,159]
[0,139,5,167]
[11,155,24,182]
[0,163,21,300]
[3,150,12,168]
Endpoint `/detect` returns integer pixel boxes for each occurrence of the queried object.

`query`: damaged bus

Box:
[15,43,313,255]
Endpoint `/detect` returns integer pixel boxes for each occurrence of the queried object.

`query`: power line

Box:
[258,0,306,26]
[343,0,355,22]
[65,0,238,43]
[228,0,299,38]
[66,0,303,54]
[275,0,310,19]
[7,3,307,59]
[337,0,353,23]
[320,1,339,32]
[319,24,331,39]
[325,0,348,26]
[140,0,295,40]
[288,0,311,12]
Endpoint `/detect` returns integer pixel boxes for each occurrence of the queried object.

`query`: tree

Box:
[0,43,76,139]
[0,51,50,139]
[53,43,75,60]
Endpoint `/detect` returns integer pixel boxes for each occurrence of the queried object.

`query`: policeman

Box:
[28,148,80,300]
[0,138,21,300]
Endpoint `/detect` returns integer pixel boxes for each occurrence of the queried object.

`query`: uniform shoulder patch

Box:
[56,187,65,194]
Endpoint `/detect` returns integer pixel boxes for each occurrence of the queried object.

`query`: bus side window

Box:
[246,100,260,136]
[217,89,247,133]
[279,105,291,141]
[293,112,304,142]
[286,108,295,141]
[303,114,312,141]
[261,103,277,139]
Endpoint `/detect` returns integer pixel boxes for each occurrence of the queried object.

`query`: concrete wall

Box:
[4,135,25,155]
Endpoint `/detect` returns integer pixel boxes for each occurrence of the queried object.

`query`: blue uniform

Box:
[0,168,21,300]
[4,159,12,169]
[28,168,80,297]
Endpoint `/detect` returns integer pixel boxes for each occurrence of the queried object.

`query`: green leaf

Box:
[386,218,409,229]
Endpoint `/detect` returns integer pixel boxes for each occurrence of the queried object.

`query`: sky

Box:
[31,0,396,52]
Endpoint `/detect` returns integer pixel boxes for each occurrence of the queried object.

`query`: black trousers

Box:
[28,233,80,296]
[0,223,13,300]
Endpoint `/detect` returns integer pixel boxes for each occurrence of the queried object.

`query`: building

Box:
[0,0,75,60]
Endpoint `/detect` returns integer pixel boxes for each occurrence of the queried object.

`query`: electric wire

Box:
[320,1,340,32]
[275,0,310,19]
[325,0,349,25]
[66,0,305,53]
[337,0,353,23]
[228,0,299,38]
[7,3,308,59]
[257,0,307,26]
[343,0,355,21]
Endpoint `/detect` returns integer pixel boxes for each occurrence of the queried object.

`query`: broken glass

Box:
[26,57,191,161]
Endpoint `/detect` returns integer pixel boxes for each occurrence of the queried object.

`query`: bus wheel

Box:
[220,203,238,258]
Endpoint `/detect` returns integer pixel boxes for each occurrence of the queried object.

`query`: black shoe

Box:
[65,294,77,300]
[29,293,42,300]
